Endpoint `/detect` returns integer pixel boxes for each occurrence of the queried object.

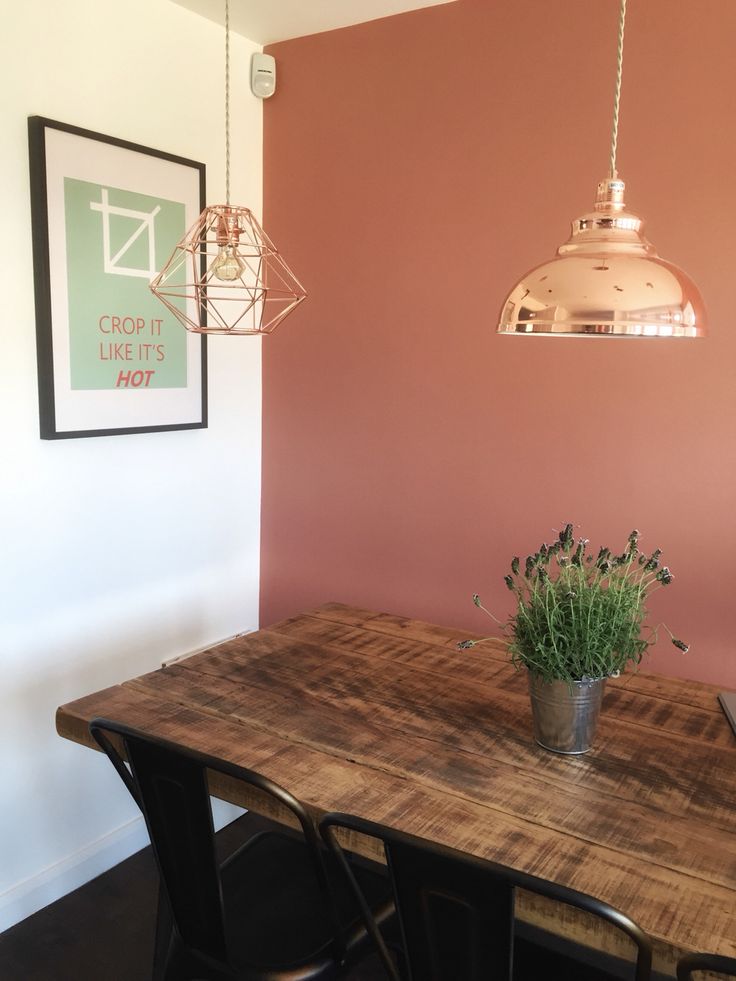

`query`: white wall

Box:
[0,0,264,930]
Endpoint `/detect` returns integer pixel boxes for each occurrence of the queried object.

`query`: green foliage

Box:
[463,524,688,683]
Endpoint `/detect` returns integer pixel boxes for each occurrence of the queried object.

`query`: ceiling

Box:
[170,0,459,45]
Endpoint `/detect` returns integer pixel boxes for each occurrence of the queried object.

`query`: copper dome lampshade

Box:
[497,0,706,338]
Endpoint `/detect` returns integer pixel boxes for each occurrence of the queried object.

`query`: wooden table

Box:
[57,603,736,975]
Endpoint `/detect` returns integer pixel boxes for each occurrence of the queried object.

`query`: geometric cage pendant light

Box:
[149,205,307,336]
[497,0,706,338]
[150,0,306,336]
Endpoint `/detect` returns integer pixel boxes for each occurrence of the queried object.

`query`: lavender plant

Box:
[460,523,689,684]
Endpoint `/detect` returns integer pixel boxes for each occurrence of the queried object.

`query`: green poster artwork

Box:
[64,179,188,390]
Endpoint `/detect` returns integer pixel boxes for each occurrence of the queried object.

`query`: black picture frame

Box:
[28,116,208,439]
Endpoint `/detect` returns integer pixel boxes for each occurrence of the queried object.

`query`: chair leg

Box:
[152,880,173,981]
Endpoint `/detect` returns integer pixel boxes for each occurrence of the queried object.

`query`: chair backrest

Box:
[677,952,736,980]
[90,717,340,977]
[320,812,653,981]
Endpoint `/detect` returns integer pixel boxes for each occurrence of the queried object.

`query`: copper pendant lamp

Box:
[497,0,706,338]
[150,0,306,335]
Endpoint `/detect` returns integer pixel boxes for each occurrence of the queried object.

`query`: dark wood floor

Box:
[0,811,665,980]
[0,812,388,981]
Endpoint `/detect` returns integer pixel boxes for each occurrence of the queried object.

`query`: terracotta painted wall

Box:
[262,0,736,686]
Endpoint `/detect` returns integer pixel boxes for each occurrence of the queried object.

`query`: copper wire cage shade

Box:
[497,178,706,337]
[149,205,307,336]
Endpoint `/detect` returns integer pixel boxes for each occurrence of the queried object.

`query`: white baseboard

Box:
[0,815,149,934]
[0,800,246,935]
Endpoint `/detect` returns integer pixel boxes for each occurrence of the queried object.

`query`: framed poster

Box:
[28,116,207,439]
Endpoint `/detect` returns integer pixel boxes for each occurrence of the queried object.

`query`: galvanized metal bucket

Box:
[528,673,607,754]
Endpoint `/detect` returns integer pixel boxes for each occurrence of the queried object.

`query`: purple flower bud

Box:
[559,523,574,548]
[645,548,662,572]
[596,547,611,569]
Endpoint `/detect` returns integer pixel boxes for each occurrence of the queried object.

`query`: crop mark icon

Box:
[90,188,161,279]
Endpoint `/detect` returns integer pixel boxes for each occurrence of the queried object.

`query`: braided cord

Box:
[608,0,627,179]
[225,0,231,205]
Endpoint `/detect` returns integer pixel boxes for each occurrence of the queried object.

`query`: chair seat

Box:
[220,831,392,975]
[90,720,396,981]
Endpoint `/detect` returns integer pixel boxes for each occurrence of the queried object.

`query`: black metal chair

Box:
[677,952,736,979]
[320,812,653,981]
[90,719,393,981]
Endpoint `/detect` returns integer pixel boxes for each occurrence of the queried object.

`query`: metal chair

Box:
[677,952,736,979]
[90,719,392,981]
[320,811,653,981]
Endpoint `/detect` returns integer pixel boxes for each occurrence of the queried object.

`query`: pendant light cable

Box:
[225,0,231,205]
[608,0,627,179]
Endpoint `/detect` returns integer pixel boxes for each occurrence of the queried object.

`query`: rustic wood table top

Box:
[56,602,736,975]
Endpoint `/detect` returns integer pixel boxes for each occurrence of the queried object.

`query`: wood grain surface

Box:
[56,603,736,975]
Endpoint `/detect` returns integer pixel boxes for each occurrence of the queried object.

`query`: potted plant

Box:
[460,523,689,754]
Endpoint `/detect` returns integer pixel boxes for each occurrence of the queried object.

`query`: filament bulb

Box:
[211,246,244,282]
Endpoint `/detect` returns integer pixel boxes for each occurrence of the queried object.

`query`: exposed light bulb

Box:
[211,245,244,282]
